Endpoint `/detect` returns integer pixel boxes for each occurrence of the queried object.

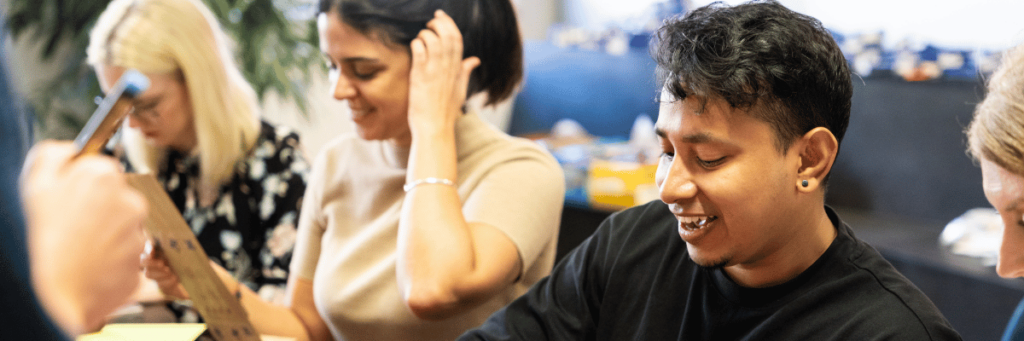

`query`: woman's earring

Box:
[801,179,809,188]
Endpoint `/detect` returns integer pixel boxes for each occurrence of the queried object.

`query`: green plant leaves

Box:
[5,0,322,138]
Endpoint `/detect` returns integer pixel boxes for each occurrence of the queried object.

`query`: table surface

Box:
[835,207,1024,290]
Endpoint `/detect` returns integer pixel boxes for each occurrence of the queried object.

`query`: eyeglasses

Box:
[94,96,160,123]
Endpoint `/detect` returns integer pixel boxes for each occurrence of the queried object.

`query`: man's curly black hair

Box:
[651,0,852,153]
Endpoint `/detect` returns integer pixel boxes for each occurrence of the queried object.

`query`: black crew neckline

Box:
[708,207,845,308]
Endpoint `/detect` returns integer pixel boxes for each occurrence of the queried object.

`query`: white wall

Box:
[563,0,668,31]
[561,0,1024,50]
[515,0,561,40]
[689,0,1024,50]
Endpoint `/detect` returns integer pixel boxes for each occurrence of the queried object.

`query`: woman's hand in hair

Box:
[407,9,480,135]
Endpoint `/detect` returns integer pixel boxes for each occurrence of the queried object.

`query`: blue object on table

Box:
[508,40,660,138]
[919,45,940,61]
[945,51,975,81]
[628,33,651,50]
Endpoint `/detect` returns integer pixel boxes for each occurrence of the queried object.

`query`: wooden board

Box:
[127,174,260,341]
[73,69,148,158]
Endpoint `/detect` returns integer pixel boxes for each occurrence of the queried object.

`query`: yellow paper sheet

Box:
[76,324,296,341]
[77,323,206,341]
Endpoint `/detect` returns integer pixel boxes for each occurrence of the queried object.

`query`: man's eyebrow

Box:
[680,132,722,144]
[653,127,725,144]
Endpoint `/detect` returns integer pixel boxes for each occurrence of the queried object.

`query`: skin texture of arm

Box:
[396,10,523,321]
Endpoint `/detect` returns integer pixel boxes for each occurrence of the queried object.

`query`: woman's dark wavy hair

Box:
[651,0,852,153]
[318,0,523,105]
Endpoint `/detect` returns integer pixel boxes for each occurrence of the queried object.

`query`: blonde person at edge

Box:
[967,43,1024,341]
[141,0,565,340]
[87,0,309,321]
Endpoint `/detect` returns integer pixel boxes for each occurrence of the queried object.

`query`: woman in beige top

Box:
[143,0,566,340]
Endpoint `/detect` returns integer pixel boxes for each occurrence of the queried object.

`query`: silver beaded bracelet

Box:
[403,177,456,192]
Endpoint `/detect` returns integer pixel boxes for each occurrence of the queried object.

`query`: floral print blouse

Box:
[148,121,308,321]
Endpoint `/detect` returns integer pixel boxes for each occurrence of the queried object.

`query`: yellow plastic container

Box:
[586,159,659,210]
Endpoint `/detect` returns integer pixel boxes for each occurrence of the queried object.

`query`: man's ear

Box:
[795,127,838,192]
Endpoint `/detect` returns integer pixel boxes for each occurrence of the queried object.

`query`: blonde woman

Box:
[87,0,309,322]
[968,43,1024,341]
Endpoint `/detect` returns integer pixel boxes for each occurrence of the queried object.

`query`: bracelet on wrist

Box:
[403,177,455,192]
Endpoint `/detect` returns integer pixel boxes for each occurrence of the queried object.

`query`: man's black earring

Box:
[801,179,809,188]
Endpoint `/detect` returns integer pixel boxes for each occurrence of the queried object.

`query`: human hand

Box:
[20,141,148,335]
[140,240,190,300]
[407,10,481,135]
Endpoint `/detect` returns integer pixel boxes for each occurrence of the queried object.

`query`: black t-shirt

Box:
[460,201,962,340]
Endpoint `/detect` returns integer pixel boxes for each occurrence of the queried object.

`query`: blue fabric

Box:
[1003,297,1024,341]
[0,30,31,285]
[0,25,71,340]
[507,40,660,138]
[0,19,31,292]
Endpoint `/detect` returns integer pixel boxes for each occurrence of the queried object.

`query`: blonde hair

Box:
[87,0,260,193]
[968,44,1024,175]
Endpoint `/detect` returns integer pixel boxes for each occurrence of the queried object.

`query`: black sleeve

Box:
[0,256,71,341]
[459,210,623,341]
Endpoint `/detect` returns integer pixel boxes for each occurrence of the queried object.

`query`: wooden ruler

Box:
[127,174,260,341]
[73,69,148,158]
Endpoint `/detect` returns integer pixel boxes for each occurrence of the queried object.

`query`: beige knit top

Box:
[291,112,565,340]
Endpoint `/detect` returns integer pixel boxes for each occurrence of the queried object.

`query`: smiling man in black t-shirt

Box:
[460,1,961,340]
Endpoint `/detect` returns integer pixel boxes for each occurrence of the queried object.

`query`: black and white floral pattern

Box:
[151,121,308,322]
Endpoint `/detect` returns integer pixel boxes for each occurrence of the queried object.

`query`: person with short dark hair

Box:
[142,0,565,340]
[459,1,961,340]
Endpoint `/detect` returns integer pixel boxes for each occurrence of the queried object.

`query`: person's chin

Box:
[687,248,729,270]
[144,136,165,147]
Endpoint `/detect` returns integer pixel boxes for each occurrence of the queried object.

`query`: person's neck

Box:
[387,125,414,149]
[723,202,837,288]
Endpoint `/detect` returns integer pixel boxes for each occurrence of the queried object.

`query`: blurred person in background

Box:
[87,0,309,322]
